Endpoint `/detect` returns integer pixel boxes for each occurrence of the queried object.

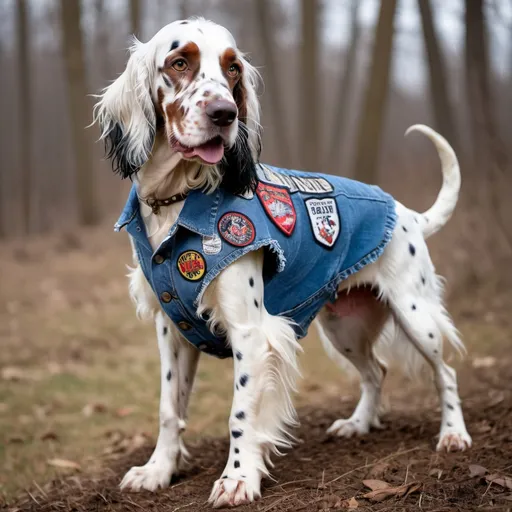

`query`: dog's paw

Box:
[327,418,371,438]
[436,431,472,452]
[120,460,175,492]
[209,478,260,508]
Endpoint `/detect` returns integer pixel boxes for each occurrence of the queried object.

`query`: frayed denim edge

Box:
[281,199,398,339]
[194,238,286,308]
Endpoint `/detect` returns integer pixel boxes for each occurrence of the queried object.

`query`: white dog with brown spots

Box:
[93,18,471,509]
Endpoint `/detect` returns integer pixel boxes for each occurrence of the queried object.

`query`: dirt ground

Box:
[6,360,512,512]
[2,226,512,512]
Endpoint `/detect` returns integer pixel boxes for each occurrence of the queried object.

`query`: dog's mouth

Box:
[173,136,225,165]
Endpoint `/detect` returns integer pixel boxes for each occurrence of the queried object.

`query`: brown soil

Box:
[6,359,512,512]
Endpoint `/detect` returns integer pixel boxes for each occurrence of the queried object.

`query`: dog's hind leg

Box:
[200,250,301,508]
[120,311,200,491]
[385,288,472,451]
[316,288,390,437]
[368,202,471,451]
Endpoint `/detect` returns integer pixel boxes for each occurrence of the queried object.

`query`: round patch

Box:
[218,212,256,247]
[177,251,206,281]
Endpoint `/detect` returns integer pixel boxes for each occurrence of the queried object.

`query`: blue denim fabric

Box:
[116,164,397,358]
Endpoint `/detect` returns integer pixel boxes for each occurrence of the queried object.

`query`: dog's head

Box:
[93,18,261,194]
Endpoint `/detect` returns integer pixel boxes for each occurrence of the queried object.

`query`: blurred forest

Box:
[0,0,511,284]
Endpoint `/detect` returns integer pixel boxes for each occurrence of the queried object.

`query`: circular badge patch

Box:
[218,212,256,247]
[177,250,206,281]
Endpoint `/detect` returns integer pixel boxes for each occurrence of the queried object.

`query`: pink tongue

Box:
[183,139,225,164]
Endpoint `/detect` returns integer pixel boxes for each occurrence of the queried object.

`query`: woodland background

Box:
[1,1,512,507]
[0,0,511,284]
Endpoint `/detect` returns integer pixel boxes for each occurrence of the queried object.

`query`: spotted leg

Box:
[387,290,472,451]
[200,251,300,508]
[317,288,389,437]
[121,311,200,491]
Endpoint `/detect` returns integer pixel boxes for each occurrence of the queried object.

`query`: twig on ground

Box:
[323,445,426,486]
[171,501,197,512]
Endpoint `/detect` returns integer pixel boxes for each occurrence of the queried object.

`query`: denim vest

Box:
[116,164,397,358]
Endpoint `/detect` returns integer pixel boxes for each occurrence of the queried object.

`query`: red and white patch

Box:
[305,197,340,248]
[256,182,296,236]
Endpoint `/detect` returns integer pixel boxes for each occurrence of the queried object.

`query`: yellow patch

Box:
[177,250,206,281]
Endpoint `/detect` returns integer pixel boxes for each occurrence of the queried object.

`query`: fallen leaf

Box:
[365,462,390,479]
[2,366,29,381]
[8,435,25,444]
[429,468,443,479]
[363,481,421,502]
[473,421,492,434]
[486,474,512,489]
[469,464,488,478]
[47,458,81,471]
[115,406,136,417]
[472,356,496,369]
[40,431,59,441]
[347,496,359,509]
[363,479,391,491]
[82,402,108,417]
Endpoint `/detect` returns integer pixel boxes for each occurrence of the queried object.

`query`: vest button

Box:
[161,292,172,303]
[154,254,165,264]
[177,321,192,331]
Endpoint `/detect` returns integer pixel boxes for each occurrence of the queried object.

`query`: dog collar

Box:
[144,192,188,214]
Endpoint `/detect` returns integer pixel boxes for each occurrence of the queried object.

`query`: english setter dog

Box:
[94,18,471,508]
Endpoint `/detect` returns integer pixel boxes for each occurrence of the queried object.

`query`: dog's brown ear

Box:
[93,40,156,179]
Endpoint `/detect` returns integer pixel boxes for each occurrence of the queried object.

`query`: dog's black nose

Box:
[205,100,237,127]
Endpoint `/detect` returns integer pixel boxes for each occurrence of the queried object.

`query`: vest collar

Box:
[115,183,224,238]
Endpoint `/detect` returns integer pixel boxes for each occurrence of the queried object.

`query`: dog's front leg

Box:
[202,251,301,508]
[121,311,200,491]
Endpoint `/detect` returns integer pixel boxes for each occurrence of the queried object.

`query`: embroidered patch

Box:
[218,212,256,247]
[305,197,340,248]
[177,250,206,281]
[256,182,296,236]
[202,235,222,255]
[257,164,333,194]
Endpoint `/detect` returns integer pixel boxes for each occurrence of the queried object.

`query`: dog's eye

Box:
[172,59,188,72]
[227,64,241,78]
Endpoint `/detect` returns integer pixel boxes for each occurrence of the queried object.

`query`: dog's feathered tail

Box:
[405,125,461,240]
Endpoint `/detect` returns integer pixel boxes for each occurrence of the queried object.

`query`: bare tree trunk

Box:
[299,0,319,171]
[60,0,98,226]
[179,0,188,19]
[327,0,360,172]
[353,0,397,184]
[17,0,31,233]
[418,0,458,151]
[94,0,110,82]
[129,0,141,37]
[465,0,511,250]
[255,0,291,164]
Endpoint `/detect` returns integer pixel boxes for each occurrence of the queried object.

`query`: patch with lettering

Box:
[256,182,296,236]
[177,250,206,281]
[305,197,340,248]
[218,212,256,247]
[202,234,222,255]
[257,164,333,194]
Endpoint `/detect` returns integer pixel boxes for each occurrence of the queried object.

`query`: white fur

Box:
[96,18,471,508]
